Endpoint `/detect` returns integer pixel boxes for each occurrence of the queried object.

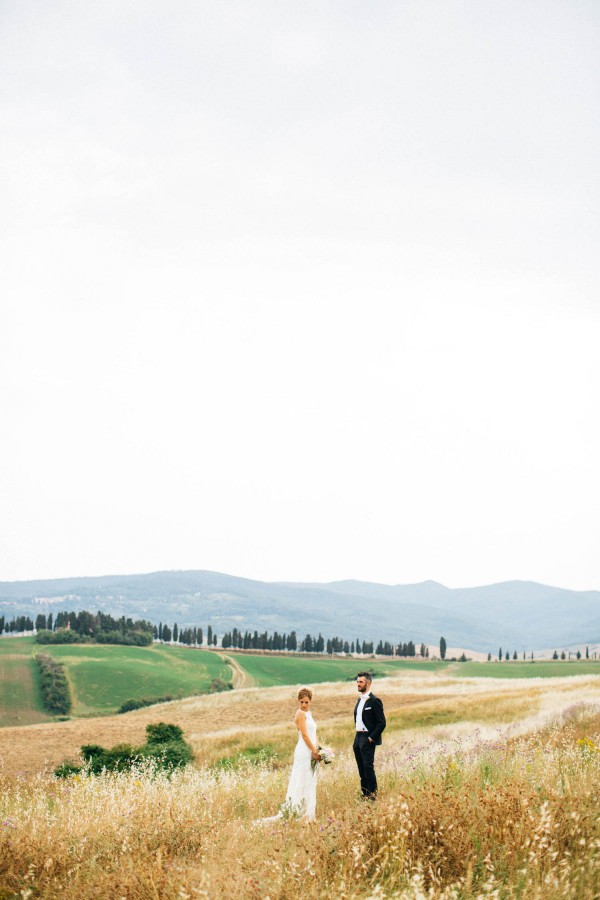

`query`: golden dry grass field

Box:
[1,671,600,898]
[1,669,598,778]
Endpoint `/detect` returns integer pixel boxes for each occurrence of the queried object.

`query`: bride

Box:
[260,687,321,822]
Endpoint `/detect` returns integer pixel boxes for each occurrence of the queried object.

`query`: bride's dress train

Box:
[258,710,318,822]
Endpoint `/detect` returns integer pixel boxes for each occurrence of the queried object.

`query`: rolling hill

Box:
[0,570,598,652]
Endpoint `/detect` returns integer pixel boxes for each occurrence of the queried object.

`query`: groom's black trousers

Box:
[353,732,377,797]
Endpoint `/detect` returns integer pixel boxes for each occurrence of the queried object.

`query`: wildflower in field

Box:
[576,737,599,756]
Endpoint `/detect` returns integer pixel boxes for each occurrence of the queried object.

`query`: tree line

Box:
[31,611,154,646]
[211,627,428,657]
[438,637,596,662]
[492,646,594,661]
[6,610,429,658]
[1,614,35,633]
[3,614,595,660]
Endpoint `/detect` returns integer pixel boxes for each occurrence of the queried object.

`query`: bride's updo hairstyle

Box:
[297,687,313,701]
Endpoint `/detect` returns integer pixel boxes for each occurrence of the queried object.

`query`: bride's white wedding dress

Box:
[259,710,319,822]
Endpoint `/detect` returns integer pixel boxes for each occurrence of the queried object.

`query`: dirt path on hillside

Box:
[221,654,254,689]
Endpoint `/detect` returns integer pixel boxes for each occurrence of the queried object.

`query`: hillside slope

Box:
[1,570,598,651]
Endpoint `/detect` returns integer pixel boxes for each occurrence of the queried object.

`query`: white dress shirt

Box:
[355,691,371,731]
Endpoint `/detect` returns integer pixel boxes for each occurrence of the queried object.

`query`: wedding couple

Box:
[262,671,386,822]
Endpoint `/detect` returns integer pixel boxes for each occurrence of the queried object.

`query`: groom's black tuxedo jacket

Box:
[354,692,386,745]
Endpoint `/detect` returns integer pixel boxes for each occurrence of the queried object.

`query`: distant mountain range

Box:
[0,570,598,653]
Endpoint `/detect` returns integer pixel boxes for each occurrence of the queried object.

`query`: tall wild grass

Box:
[1,706,599,898]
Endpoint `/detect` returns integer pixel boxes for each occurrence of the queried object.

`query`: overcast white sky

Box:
[1,1,599,590]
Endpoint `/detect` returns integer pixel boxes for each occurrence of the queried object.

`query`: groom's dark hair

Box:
[357,671,372,682]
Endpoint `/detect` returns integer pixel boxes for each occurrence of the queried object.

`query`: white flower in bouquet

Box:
[319,746,335,764]
[312,745,335,771]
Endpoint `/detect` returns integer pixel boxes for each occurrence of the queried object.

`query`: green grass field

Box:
[1,636,598,725]
[0,638,230,719]
[47,643,230,715]
[456,659,600,678]
[0,647,53,727]
[228,652,446,687]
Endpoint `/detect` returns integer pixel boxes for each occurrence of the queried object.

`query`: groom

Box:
[353,671,386,799]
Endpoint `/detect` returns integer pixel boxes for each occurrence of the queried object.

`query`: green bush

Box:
[145,722,185,744]
[54,722,194,778]
[80,744,106,760]
[53,762,82,778]
[95,630,153,646]
[70,743,141,775]
[35,629,90,644]
[35,654,72,714]
[144,740,194,768]
[118,695,175,714]
[36,624,152,647]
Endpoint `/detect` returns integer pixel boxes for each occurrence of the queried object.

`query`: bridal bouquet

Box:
[312,745,335,771]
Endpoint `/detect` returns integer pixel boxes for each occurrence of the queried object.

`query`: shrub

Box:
[145,722,185,744]
[54,722,194,777]
[35,654,72,714]
[35,629,90,644]
[76,743,139,774]
[95,629,153,646]
[53,762,82,778]
[143,740,194,768]
[117,695,175,713]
